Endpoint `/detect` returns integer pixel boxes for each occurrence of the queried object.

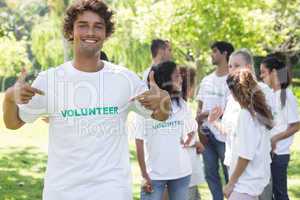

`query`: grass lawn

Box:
[0,92,300,200]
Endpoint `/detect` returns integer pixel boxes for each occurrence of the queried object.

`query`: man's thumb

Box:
[18,68,27,83]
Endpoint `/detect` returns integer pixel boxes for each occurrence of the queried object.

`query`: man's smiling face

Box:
[72,10,107,56]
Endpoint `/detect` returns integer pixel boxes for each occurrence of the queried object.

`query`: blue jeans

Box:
[202,128,228,200]
[141,175,191,200]
[271,154,290,200]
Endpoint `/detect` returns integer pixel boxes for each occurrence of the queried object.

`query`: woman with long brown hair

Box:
[210,69,273,200]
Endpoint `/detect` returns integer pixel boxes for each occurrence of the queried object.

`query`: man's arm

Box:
[3,90,24,129]
[196,101,208,126]
[196,100,209,144]
[133,71,171,121]
[2,69,44,130]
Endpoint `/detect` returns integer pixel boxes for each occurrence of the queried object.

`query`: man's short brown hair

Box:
[63,0,115,41]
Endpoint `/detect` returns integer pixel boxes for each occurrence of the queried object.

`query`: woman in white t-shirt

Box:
[134,61,196,200]
[209,69,274,200]
[260,56,300,200]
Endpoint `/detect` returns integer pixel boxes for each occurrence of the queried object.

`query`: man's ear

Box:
[222,51,228,57]
[69,31,74,41]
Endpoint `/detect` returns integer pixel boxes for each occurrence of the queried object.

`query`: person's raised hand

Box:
[5,68,44,104]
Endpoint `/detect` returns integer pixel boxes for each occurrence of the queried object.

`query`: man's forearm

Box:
[3,94,24,130]
[196,101,207,125]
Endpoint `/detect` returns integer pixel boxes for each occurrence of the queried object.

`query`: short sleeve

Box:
[237,110,261,160]
[286,91,300,124]
[126,70,153,118]
[18,72,48,123]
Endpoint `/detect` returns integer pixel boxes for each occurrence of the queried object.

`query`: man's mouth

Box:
[82,39,98,44]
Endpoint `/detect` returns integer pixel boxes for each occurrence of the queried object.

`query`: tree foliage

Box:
[103,0,300,75]
[0,0,299,76]
[0,37,31,76]
[31,16,64,70]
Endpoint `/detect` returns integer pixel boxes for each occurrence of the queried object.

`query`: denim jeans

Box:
[271,154,290,200]
[140,175,191,200]
[201,128,228,200]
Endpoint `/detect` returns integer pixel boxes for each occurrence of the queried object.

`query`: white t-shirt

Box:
[228,109,271,196]
[223,82,274,166]
[271,88,300,155]
[134,99,195,180]
[196,72,230,142]
[18,61,152,200]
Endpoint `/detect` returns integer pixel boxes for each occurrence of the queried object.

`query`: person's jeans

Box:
[201,128,228,200]
[140,175,191,200]
[271,154,290,200]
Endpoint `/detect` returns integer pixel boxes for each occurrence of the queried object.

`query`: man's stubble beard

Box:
[79,42,102,57]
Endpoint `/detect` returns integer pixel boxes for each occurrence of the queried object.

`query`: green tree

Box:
[0,37,31,76]
[31,16,64,70]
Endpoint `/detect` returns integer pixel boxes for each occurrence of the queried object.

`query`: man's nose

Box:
[87,27,95,36]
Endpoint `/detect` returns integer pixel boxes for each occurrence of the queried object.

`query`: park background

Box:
[0,0,299,199]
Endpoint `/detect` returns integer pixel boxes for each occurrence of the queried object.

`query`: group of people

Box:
[135,39,299,200]
[2,0,299,200]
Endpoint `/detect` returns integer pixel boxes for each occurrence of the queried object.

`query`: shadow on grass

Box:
[0,146,47,200]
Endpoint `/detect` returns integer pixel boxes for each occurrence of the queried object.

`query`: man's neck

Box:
[215,62,228,76]
[152,57,162,66]
[73,52,103,72]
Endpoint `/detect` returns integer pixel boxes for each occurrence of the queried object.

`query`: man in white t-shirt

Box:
[142,39,172,80]
[2,1,171,200]
[196,41,234,200]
